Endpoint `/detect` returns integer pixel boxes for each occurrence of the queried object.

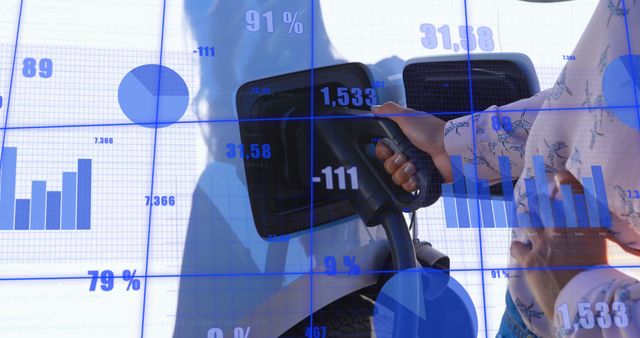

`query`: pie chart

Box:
[603,54,640,130]
[118,64,189,128]
[373,268,477,338]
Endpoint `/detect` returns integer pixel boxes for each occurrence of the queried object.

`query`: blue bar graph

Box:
[442,183,458,228]
[478,180,494,228]
[46,192,61,230]
[31,181,46,230]
[15,199,30,230]
[0,147,92,231]
[62,172,77,230]
[0,147,17,229]
[532,156,555,227]
[560,184,578,228]
[498,156,518,228]
[451,156,470,228]
[574,194,590,227]
[552,200,565,229]
[581,177,601,228]
[444,155,612,229]
[77,159,91,230]
[464,164,480,227]
[492,197,507,228]
[591,166,611,227]
[524,178,541,228]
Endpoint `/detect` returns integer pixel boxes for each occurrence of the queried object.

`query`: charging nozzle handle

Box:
[315,110,430,338]
[314,110,443,223]
[359,116,443,212]
[380,135,440,211]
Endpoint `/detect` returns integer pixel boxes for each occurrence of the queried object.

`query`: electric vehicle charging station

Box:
[207,53,540,337]
[175,49,542,337]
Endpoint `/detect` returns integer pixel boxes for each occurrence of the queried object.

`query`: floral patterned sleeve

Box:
[540,2,640,336]
[553,267,640,338]
[443,0,640,337]
[442,87,551,184]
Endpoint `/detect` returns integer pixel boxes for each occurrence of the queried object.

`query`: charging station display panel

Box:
[237,63,380,237]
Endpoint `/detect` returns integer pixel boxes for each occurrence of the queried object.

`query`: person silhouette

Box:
[173,1,383,337]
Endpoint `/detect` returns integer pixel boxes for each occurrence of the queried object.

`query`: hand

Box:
[372,102,453,192]
[510,171,608,319]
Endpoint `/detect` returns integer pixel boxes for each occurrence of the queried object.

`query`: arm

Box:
[510,1,640,335]
[372,90,550,191]
[552,262,639,338]
[443,89,551,184]
[371,90,550,190]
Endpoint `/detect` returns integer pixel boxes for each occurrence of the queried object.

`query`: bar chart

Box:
[443,155,611,229]
[0,147,92,230]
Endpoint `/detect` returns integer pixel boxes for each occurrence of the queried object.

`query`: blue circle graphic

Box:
[603,54,640,130]
[373,268,477,338]
[118,64,189,128]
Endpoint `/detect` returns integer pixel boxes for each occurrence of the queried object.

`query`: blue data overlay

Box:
[603,55,640,130]
[443,155,612,229]
[0,147,92,230]
[373,269,478,338]
[118,64,189,128]
[1,0,639,337]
